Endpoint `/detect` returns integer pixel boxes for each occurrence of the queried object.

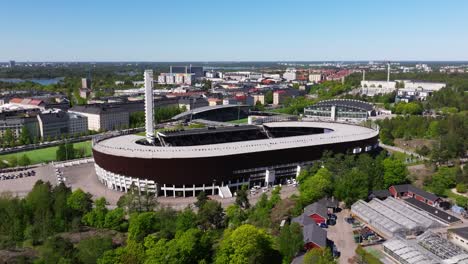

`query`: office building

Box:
[69,104,129,131]
[37,110,69,139]
[68,112,88,136]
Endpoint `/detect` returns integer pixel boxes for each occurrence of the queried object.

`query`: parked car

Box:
[318,223,328,228]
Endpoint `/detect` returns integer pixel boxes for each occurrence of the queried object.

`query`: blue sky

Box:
[2,0,468,61]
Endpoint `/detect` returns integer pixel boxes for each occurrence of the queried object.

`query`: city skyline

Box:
[2,0,468,61]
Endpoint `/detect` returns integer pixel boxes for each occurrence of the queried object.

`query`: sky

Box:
[2,0,468,61]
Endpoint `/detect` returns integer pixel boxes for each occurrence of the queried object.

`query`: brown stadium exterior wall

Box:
[93,135,378,186]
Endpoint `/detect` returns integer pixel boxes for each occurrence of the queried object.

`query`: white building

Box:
[309,73,323,83]
[158,73,194,85]
[69,105,129,131]
[396,80,445,91]
[360,80,397,96]
[283,68,297,81]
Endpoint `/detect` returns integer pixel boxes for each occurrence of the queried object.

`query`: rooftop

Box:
[404,197,461,224]
[449,227,468,240]
[69,104,127,114]
[307,99,374,112]
[393,184,440,202]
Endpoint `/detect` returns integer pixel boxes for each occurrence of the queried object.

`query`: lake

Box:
[0,77,64,85]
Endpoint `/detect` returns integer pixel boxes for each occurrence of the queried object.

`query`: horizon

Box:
[2,0,468,61]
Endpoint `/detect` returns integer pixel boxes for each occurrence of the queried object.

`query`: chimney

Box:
[387,63,391,82]
[144,70,155,144]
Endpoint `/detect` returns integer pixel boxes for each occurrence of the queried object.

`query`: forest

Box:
[0,150,414,264]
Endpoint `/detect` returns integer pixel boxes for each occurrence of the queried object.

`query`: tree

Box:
[52,183,73,232]
[77,237,113,264]
[215,224,281,264]
[429,166,457,196]
[176,208,198,232]
[278,223,303,264]
[235,185,250,209]
[25,180,54,242]
[265,90,273,104]
[104,208,127,231]
[194,191,208,208]
[82,197,108,228]
[128,212,156,243]
[254,100,265,111]
[37,236,76,264]
[117,184,157,213]
[67,189,93,215]
[3,128,15,147]
[457,183,467,194]
[18,154,31,166]
[226,204,247,228]
[144,228,212,264]
[19,126,31,145]
[56,144,67,161]
[299,168,332,205]
[303,248,336,264]
[334,168,369,207]
[383,158,408,188]
[198,200,225,230]
[379,128,394,145]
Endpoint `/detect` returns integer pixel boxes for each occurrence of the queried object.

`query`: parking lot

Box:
[0,164,56,197]
[327,209,358,264]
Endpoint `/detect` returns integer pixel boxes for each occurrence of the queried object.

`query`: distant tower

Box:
[362,70,366,81]
[144,70,155,144]
[9,60,15,68]
[387,62,391,82]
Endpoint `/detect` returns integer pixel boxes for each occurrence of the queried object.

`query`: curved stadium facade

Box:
[92,121,379,197]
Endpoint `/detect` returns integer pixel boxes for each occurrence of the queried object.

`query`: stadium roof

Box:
[158,125,258,138]
[173,104,248,120]
[93,121,379,159]
[307,99,374,112]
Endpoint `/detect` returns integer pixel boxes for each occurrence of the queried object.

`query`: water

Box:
[0,77,64,85]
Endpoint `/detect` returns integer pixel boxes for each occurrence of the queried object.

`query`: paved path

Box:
[379,142,428,161]
[58,162,300,209]
[1,160,299,210]
[61,163,124,205]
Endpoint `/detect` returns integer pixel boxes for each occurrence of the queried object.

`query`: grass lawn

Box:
[0,141,92,165]
[228,118,248,124]
[364,247,384,259]
[390,151,423,165]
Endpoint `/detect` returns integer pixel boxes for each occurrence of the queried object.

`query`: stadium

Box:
[91,71,380,197]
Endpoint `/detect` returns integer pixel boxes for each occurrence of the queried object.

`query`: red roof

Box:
[29,99,43,105]
[274,90,286,94]
[10,98,22,103]
[235,95,246,100]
